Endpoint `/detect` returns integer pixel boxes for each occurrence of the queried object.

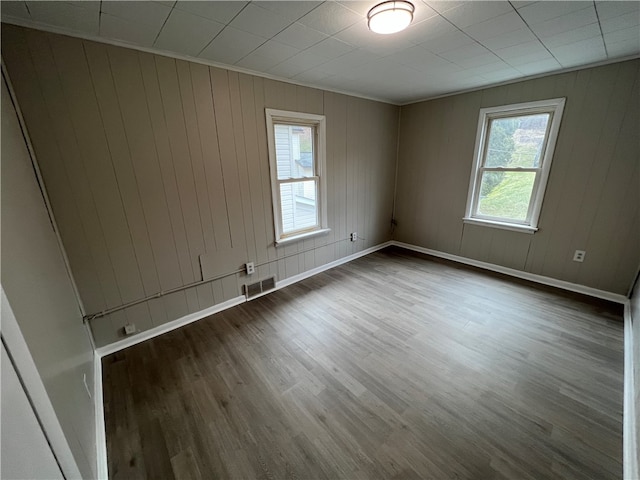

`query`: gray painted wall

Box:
[1,25,399,347]
[395,60,639,295]
[1,77,96,477]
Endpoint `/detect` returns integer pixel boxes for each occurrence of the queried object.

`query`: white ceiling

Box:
[2,1,639,104]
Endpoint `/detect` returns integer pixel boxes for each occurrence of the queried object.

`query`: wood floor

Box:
[103,247,624,480]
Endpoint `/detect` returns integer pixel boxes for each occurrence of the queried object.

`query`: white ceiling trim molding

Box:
[2,15,638,107]
[399,52,640,106]
[0,15,395,105]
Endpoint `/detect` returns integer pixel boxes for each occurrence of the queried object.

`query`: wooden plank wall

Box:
[396,59,640,296]
[2,25,398,347]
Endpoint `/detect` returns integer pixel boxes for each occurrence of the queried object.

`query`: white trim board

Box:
[0,287,82,479]
[391,241,628,305]
[0,17,392,106]
[94,353,108,480]
[95,241,392,357]
[95,295,244,357]
[624,301,638,480]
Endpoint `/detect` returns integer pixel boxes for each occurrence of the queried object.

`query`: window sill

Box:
[275,228,331,246]
[462,217,538,234]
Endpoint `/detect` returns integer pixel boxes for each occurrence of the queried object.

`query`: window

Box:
[265,109,328,245]
[464,98,565,233]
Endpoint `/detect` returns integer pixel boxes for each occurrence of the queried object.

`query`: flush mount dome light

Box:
[367,1,415,35]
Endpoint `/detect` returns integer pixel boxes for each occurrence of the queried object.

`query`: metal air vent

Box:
[244,276,277,300]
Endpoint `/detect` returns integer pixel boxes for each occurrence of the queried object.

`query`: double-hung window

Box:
[464,98,565,233]
[265,109,328,245]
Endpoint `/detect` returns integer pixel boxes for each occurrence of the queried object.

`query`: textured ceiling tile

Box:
[517,1,592,24]
[480,67,522,82]
[595,1,640,20]
[100,13,160,47]
[600,12,640,34]
[539,23,601,49]
[603,26,640,46]
[504,50,555,67]
[173,1,247,24]
[155,9,225,57]
[26,1,99,35]
[463,11,528,41]
[229,3,294,39]
[235,53,281,72]
[280,50,331,70]
[515,58,562,75]
[439,43,492,63]
[101,1,172,29]
[424,1,467,14]
[439,1,514,29]
[1,1,31,19]
[255,1,322,23]
[478,28,538,51]
[493,40,549,60]
[400,14,457,45]
[605,36,640,57]
[420,30,475,54]
[199,26,265,64]
[272,22,328,49]
[268,59,309,78]
[528,6,597,38]
[250,40,300,63]
[297,2,361,35]
[304,37,355,59]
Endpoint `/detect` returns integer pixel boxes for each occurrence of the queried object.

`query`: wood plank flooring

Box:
[102,247,624,479]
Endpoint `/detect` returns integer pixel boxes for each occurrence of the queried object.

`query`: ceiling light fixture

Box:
[367,1,415,35]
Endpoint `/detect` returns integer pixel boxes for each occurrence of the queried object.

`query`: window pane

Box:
[477,171,536,221]
[485,113,550,168]
[280,180,318,234]
[274,124,314,179]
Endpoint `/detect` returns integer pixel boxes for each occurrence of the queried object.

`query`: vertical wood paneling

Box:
[0,26,105,311]
[154,56,204,282]
[238,73,269,266]
[1,26,400,346]
[209,67,247,252]
[137,52,193,293]
[396,59,639,295]
[23,29,123,310]
[48,34,145,306]
[189,63,232,252]
[175,60,217,255]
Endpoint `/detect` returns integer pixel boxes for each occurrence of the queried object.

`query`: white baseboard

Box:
[94,353,107,480]
[95,241,393,356]
[391,241,628,305]
[92,240,394,477]
[95,295,246,357]
[624,301,638,480]
[275,241,393,291]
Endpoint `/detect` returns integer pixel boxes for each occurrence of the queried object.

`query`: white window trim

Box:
[265,108,328,246]
[463,98,566,234]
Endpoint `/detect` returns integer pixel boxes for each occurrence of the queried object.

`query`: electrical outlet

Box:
[124,323,136,335]
[83,373,92,399]
[573,250,586,262]
[245,262,255,275]
[350,232,357,242]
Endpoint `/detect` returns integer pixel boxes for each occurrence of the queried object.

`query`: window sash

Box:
[274,123,317,180]
[277,178,320,237]
[266,108,327,245]
[472,170,541,225]
[465,98,565,231]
